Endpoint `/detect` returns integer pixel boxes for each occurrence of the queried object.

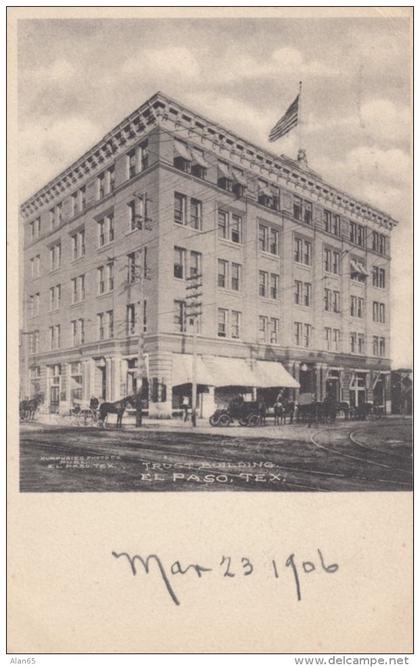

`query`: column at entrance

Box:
[110,357,122,401]
[149,351,172,418]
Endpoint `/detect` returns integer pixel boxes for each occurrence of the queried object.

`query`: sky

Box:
[16,11,413,367]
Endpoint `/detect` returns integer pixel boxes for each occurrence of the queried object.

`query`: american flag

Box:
[269,94,300,143]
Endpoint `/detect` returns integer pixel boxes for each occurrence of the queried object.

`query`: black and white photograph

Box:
[17,8,413,494]
[7,5,414,656]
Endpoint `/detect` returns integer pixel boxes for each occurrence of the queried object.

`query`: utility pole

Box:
[131,195,151,427]
[185,271,202,427]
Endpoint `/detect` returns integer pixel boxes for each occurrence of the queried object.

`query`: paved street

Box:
[19,417,413,492]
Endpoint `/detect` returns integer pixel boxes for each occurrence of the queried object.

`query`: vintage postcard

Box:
[7,5,413,655]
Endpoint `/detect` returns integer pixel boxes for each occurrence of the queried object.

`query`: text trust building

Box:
[20,91,396,418]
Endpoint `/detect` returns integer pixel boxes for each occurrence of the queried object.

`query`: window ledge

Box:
[97,242,115,253]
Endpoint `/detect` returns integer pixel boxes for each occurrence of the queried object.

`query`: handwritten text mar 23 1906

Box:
[111,549,339,606]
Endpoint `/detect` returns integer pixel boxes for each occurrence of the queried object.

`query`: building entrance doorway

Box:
[349,372,367,407]
[49,386,60,413]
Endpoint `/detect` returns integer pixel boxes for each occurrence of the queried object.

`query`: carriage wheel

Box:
[247,414,259,426]
[209,415,220,426]
[238,418,248,426]
[218,414,232,426]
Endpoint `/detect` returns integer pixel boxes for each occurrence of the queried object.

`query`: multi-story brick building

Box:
[20,91,397,417]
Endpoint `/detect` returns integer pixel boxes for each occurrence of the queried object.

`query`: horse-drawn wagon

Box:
[209,399,262,427]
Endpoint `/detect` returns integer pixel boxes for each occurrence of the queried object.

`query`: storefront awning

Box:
[172,354,300,389]
[253,360,300,388]
[174,139,192,161]
[206,357,256,387]
[172,354,214,386]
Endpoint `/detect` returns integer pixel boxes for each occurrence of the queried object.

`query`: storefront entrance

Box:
[349,372,367,407]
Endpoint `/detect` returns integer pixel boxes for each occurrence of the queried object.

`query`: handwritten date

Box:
[111,549,338,606]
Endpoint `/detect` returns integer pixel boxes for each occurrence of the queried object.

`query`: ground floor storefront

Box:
[25,350,392,418]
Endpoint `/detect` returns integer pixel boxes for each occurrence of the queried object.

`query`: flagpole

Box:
[298,80,303,153]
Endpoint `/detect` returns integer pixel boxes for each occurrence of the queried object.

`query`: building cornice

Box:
[20,91,399,230]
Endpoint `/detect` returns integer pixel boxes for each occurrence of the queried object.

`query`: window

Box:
[350,257,368,282]
[126,304,136,335]
[231,263,241,291]
[217,161,233,191]
[174,192,187,225]
[190,251,202,278]
[259,271,268,297]
[324,210,340,236]
[350,296,364,318]
[49,242,61,271]
[303,201,312,225]
[97,311,113,339]
[71,229,85,259]
[231,311,241,339]
[49,285,61,311]
[218,209,242,243]
[324,247,341,274]
[372,232,387,255]
[30,218,41,241]
[218,259,228,288]
[98,172,106,199]
[270,317,279,344]
[350,221,365,247]
[325,289,340,313]
[379,337,386,357]
[258,316,268,343]
[191,147,208,180]
[350,332,357,353]
[79,186,86,213]
[293,196,302,221]
[71,319,85,346]
[294,322,311,347]
[127,148,137,179]
[138,140,149,171]
[270,273,279,300]
[174,140,191,173]
[127,250,141,283]
[97,262,114,294]
[217,308,228,337]
[358,334,365,355]
[97,214,114,247]
[29,330,39,354]
[174,247,186,279]
[372,266,386,289]
[295,281,312,306]
[373,302,386,323]
[49,324,61,350]
[231,214,241,243]
[258,181,279,210]
[218,210,228,239]
[174,300,186,333]
[294,237,312,265]
[325,327,341,351]
[128,200,137,231]
[190,198,202,230]
[350,333,365,354]
[258,224,268,252]
[30,257,38,279]
[71,275,85,304]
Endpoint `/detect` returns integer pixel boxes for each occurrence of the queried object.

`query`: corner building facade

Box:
[21,92,396,417]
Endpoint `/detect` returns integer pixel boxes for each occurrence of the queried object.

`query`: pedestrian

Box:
[182,395,190,422]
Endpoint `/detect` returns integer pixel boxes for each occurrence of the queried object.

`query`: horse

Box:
[98,395,136,429]
[19,395,42,421]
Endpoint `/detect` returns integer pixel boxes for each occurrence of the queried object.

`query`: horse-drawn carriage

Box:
[209,399,262,427]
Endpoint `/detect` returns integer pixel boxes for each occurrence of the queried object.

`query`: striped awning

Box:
[218,161,232,179]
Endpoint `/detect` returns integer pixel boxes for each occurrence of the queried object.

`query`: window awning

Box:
[253,361,300,388]
[358,263,370,277]
[232,170,247,187]
[258,185,273,198]
[174,139,192,161]
[350,260,360,274]
[191,148,209,169]
[218,161,232,179]
[172,354,215,386]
